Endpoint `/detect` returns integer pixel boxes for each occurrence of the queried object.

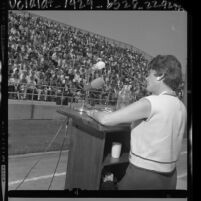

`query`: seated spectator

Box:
[18,73,28,99]
[8,75,17,99]
[26,76,37,100]
[8,10,155,105]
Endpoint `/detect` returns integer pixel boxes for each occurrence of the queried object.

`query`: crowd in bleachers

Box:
[9,11,178,106]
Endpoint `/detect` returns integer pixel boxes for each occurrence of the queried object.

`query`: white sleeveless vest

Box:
[129,93,187,172]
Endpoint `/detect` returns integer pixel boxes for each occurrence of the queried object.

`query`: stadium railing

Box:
[8,81,118,108]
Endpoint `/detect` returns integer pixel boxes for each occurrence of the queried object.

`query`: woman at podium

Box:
[87,55,187,190]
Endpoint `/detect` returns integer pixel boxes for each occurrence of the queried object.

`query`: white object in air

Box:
[92,61,106,70]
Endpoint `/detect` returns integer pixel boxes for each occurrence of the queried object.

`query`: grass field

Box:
[8,119,69,155]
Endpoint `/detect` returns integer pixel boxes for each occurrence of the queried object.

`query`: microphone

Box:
[85,77,105,90]
[91,77,105,89]
[84,59,105,90]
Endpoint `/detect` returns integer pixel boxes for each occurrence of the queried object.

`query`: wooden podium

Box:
[58,107,130,190]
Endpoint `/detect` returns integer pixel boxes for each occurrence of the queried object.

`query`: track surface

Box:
[8,139,187,191]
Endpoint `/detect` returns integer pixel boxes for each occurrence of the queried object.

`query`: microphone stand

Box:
[76,64,105,112]
[76,68,93,112]
[83,66,99,108]
[85,68,92,107]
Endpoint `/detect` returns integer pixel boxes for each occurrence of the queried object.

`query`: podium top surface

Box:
[57,107,130,133]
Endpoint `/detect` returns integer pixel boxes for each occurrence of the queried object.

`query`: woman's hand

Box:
[86,109,108,125]
[86,109,97,118]
[87,98,151,126]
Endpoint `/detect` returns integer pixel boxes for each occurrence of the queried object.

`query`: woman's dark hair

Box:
[148,55,183,91]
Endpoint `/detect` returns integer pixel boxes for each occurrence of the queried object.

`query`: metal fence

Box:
[8,82,118,108]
